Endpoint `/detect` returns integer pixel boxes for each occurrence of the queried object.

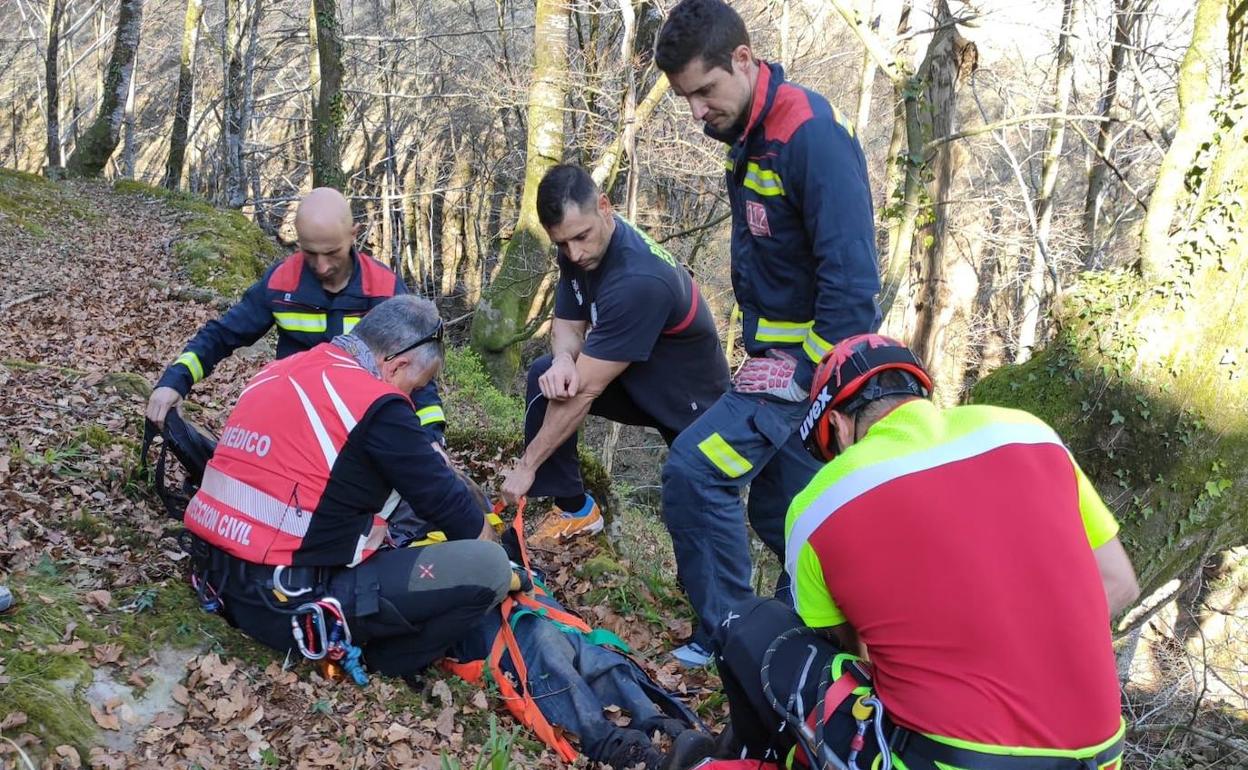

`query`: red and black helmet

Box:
[799,334,933,462]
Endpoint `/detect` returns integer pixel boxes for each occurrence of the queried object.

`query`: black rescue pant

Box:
[714,596,896,769]
[525,354,678,498]
[210,540,513,676]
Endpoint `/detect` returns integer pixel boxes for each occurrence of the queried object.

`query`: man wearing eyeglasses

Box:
[183,295,513,679]
[146,187,447,436]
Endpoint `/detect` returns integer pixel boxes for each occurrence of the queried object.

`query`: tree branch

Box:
[826,0,905,83]
[922,113,1138,153]
[657,210,730,243]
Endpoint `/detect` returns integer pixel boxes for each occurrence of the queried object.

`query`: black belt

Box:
[891,729,1123,770]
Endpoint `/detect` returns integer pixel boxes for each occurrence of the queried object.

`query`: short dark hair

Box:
[655,0,750,75]
[536,165,599,229]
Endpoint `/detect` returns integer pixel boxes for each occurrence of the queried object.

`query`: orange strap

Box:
[453,499,579,762]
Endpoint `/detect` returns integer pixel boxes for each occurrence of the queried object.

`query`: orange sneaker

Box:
[529,497,604,548]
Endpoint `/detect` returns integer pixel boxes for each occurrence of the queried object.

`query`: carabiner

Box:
[290,602,328,660]
[272,565,314,599]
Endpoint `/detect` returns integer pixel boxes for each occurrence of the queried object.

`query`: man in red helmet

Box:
[677,334,1140,770]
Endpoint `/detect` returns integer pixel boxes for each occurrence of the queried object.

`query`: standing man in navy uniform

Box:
[655,0,882,665]
[146,187,445,434]
[499,165,730,548]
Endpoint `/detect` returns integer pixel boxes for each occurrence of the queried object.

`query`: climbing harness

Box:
[759,628,890,770]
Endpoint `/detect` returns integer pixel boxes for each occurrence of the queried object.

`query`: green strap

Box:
[508,607,632,653]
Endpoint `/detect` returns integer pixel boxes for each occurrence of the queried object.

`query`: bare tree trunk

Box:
[1138,0,1226,280]
[441,143,470,298]
[44,0,64,177]
[853,0,878,137]
[310,0,347,190]
[121,41,139,178]
[62,26,79,154]
[1015,0,1080,363]
[878,0,913,330]
[222,0,246,206]
[65,0,142,177]
[1081,0,1136,263]
[907,0,977,375]
[469,0,571,385]
[163,0,205,189]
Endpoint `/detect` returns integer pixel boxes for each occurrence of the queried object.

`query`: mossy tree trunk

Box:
[64,0,142,178]
[44,0,64,178]
[1137,0,1225,280]
[469,0,570,386]
[162,0,205,190]
[972,0,1248,599]
[904,0,977,381]
[310,0,347,191]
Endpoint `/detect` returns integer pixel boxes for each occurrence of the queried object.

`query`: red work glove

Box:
[733,349,808,402]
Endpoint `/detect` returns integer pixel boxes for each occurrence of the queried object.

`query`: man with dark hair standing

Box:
[654,0,882,665]
[499,165,730,548]
[146,188,447,436]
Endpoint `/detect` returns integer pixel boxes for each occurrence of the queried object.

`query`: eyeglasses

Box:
[383,320,445,362]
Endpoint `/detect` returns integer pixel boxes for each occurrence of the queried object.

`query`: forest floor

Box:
[0,169,1244,769]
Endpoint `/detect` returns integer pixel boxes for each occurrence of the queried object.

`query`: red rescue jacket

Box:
[184,343,411,567]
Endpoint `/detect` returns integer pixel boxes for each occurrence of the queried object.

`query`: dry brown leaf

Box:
[470,690,489,710]
[171,683,190,705]
[85,589,112,609]
[152,710,184,729]
[91,643,124,666]
[0,711,27,730]
[383,722,413,744]
[435,706,456,738]
[89,703,121,731]
[53,744,82,765]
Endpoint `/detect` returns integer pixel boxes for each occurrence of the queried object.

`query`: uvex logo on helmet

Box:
[801,334,933,463]
[798,386,834,442]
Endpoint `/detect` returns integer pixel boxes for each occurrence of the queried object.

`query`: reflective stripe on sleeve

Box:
[175,352,205,383]
[755,318,812,344]
[273,311,328,333]
[802,329,833,363]
[416,405,445,426]
[342,316,362,334]
[697,433,754,478]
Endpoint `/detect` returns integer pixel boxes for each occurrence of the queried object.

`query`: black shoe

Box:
[712,723,740,758]
[601,729,664,770]
[660,730,716,770]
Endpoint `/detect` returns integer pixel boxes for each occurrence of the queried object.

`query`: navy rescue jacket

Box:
[155,249,445,429]
[710,61,882,388]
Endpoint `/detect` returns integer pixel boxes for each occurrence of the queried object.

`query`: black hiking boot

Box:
[659,730,716,770]
[600,728,664,770]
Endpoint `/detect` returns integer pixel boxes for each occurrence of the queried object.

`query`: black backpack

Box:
[141,411,218,520]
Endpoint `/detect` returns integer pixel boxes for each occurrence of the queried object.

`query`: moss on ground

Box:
[0,168,96,235]
[0,562,273,756]
[113,180,276,298]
